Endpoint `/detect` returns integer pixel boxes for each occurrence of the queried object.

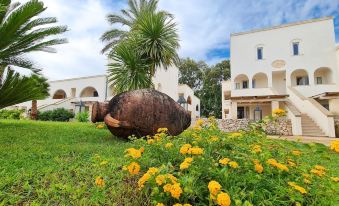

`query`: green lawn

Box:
[0,120,338,205]
[0,120,142,205]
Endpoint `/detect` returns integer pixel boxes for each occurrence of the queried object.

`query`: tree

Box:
[108,39,152,93]
[178,58,205,91]
[30,74,49,120]
[104,0,179,93]
[101,0,171,55]
[0,0,67,108]
[198,60,231,118]
[0,69,49,109]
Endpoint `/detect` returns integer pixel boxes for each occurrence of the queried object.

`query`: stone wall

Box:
[335,119,339,138]
[202,118,293,136]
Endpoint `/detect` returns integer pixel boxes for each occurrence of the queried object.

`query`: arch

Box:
[80,87,99,97]
[234,74,249,89]
[196,104,199,111]
[252,72,268,88]
[187,96,192,105]
[291,69,309,86]
[314,67,333,84]
[53,89,67,99]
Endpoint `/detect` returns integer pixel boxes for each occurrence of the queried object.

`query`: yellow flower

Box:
[196,119,204,126]
[180,144,192,155]
[292,150,302,156]
[173,204,182,206]
[330,140,339,153]
[287,159,296,167]
[163,183,182,199]
[252,145,262,153]
[99,160,108,166]
[156,203,165,206]
[156,175,166,186]
[167,174,178,184]
[180,157,193,170]
[272,108,286,117]
[304,178,311,184]
[314,165,326,171]
[266,158,288,172]
[127,162,140,175]
[330,177,339,182]
[96,124,105,129]
[125,147,144,159]
[219,158,230,165]
[157,127,168,133]
[228,161,239,168]
[266,158,277,166]
[230,132,242,138]
[254,163,264,174]
[311,169,325,177]
[137,167,159,189]
[165,143,174,148]
[183,204,192,206]
[210,136,219,142]
[216,192,231,206]
[208,180,222,196]
[147,139,155,144]
[288,182,307,194]
[95,176,105,187]
[189,147,204,155]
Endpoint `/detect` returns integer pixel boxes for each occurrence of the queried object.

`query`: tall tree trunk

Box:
[31,100,37,120]
[0,66,6,87]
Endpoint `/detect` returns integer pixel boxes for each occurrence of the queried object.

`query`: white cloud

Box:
[15,0,339,79]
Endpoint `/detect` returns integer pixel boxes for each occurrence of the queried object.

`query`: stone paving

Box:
[268,135,338,146]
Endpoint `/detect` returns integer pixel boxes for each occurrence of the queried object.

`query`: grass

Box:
[0,120,142,205]
[0,120,338,205]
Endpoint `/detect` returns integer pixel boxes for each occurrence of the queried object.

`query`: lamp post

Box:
[177,96,188,111]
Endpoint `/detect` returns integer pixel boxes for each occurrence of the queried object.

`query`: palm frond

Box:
[0,69,49,109]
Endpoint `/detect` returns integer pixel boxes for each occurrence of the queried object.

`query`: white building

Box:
[14,66,200,120]
[222,16,339,137]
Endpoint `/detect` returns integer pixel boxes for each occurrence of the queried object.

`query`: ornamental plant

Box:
[121,118,338,205]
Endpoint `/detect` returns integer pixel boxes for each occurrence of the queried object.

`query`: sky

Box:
[17,0,339,80]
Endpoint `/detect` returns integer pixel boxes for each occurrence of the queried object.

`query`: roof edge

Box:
[231,16,334,37]
[49,74,107,83]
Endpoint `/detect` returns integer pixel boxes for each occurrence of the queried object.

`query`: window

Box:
[296,76,309,86]
[316,77,323,85]
[293,42,299,55]
[242,80,248,89]
[93,91,99,97]
[235,83,240,89]
[252,79,256,88]
[196,105,199,111]
[257,47,263,60]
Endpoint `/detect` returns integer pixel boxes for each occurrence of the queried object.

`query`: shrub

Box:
[121,117,338,206]
[0,109,24,120]
[37,108,74,122]
[75,111,89,122]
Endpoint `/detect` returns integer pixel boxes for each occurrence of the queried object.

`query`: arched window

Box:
[252,73,268,88]
[53,90,67,99]
[234,74,249,89]
[314,67,333,85]
[80,87,99,97]
[187,96,192,105]
[291,69,309,86]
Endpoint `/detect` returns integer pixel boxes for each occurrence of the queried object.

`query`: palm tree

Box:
[103,0,179,93]
[0,0,67,77]
[100,0,171,55]
[0,0,67,108]
[134,11,179,76]
[108,39,152,93]
[30,74,49,120]
[0,69,49,109]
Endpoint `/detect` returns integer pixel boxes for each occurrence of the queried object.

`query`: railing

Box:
[287,86,335,137]
[283,101,302,135]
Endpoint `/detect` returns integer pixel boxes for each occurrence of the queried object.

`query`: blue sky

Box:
[18,0,339,80]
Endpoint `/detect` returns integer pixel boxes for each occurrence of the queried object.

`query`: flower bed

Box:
[121,118,338,206]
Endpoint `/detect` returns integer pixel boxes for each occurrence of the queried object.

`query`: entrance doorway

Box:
[272,71,286,94]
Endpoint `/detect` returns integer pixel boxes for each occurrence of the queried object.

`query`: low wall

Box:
[202,118,293,136]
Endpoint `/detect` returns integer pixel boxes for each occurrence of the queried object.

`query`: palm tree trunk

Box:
[0,66,5,87]
[31,100,38,120]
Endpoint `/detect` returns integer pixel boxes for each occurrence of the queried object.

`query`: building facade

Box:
[14,66,200,121]
[222,16,339,137]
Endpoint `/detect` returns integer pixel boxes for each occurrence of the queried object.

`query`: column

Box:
[231,101,238,120]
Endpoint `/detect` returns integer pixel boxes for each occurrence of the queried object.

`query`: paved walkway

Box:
[268,135,337,146]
